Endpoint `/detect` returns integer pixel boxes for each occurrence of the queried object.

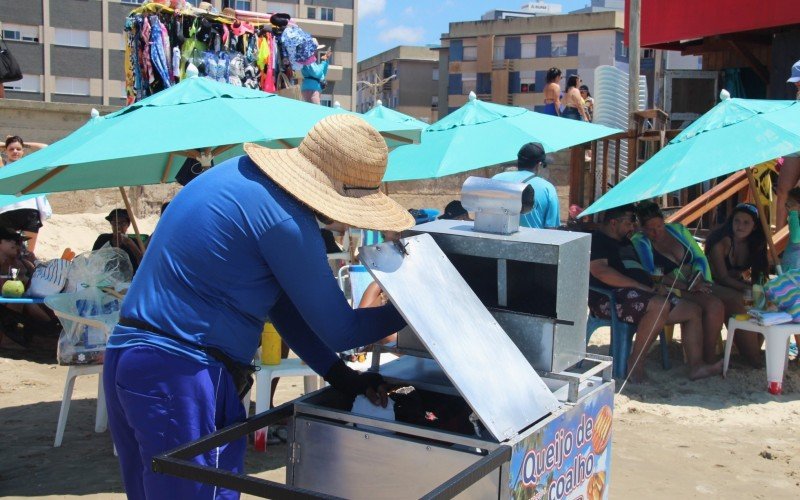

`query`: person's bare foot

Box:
[689,359,723,380]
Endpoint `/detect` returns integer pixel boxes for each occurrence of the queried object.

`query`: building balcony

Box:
[294,19,344,40]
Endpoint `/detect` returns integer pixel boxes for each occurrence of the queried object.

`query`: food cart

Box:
[153,177,615,499]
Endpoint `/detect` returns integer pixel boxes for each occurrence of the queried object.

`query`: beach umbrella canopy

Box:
[0,74,421,195]
[363,100,429,128]
[383,91,622,182]
[581,96,800,217]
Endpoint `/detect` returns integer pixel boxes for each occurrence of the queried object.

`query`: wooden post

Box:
[628,0,641,130]
[745,168,782,274]
[119,186,146,253]
[569,145,585,207]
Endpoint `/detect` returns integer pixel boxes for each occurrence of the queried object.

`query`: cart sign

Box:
[509,383,614,500]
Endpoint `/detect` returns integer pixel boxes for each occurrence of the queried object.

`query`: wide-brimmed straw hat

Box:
[244,115,414,232]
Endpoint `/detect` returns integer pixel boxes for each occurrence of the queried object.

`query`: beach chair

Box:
[586,285,671,379]
[44,292,119,447]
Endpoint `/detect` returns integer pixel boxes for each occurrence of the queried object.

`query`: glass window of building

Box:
[268,2,298,17]
[520,71,535,93]
[320,7,334,21]
[551,35,568,57]
[54,28,90,48]
[462,46,477,62]
[2,24,39,43]
[3,74,41,93]
[307,7,316,18]
[55,77,90,96]
[493,37,505,61]
[461,72,477,94]
[432,68,439,81]
[234,1,252,10]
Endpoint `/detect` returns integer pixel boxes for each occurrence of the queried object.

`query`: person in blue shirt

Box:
[492,142,561,229]
[103,115,414,499]
[300,39,330,105]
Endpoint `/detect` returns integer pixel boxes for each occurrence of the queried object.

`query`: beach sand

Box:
[0,214,798,498]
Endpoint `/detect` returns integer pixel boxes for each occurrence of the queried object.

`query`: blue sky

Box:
[357,0,590,61]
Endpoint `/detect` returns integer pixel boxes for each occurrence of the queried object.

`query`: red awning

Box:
[625,0,800,48]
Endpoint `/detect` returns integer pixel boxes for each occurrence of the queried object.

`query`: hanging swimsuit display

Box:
[124,2,308,102]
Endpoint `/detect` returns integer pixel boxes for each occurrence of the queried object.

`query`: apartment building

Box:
[356,45,438,123]
[438,10,629,117]
[0,0,357,109]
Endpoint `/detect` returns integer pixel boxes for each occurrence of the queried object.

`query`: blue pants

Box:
[104,346,247,499]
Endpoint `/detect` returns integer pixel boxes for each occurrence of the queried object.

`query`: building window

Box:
[461,72,476,94]
[520,71,535,93]
[521,42,536,59]
[462,46,477,62]
[320,7,334,21]
[234,1,252,10]
[121,0,145,4]
[619,44,628,58]
[184,0,200,6]
[3,74,41,93]
[55,76,90,96]
[307,7,316,19]
[493,44,505,61]
[432,68,439,81]
[551,35,568,57]
[54,28,90,48]
[320,97,332,107]
[267,2,298,17]
[642,48,656,59]
[431,96,438,109]
[2,24,39,43]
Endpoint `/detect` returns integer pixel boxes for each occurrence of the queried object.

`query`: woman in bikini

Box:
[632,201,727,368]
[542,67,562,116]
[561,75,590,121]
[704,203,769,367]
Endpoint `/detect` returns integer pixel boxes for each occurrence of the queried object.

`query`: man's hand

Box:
[324,359,388,407]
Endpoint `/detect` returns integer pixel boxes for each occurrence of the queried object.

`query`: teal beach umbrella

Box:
[580,96,800,217]
[0,75,421,195]
[383,92,621,182]
[363,100,429,128]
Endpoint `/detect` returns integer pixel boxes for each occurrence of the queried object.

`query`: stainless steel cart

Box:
[154,177,614,500]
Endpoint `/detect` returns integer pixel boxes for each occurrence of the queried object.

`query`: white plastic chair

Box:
[724,317,799,395]
[45,292,119,447]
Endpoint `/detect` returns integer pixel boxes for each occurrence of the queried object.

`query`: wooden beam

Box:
[21,165,67,195]
[569,146,585,207]
[601,140,609,194]
[119,186,146,253]
[727,40,769,84]
[160,153,175,184]
[666,170,748,225]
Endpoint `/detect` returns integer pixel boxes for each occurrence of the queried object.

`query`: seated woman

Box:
[705,203,768,367]
[0,228,60,347]
[92,209,143,272]
[631,201,727,365]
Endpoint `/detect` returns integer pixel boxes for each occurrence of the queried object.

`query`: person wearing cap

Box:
[775,58,800,230]
[0,227,58,346]
[103,115,412,498]
[438,200,471,221]
[492,142,561,229]
[92,209,144,272]
[300,39,330,104]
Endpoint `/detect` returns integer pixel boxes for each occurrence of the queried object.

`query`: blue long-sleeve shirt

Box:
[300,60,328,92]
[107,155,405,375]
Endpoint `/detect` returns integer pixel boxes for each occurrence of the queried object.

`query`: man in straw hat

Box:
[104,115,413,498]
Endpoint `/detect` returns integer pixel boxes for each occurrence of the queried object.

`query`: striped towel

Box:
[765,270,800,322]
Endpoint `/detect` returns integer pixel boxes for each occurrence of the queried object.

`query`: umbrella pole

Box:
[119,186,146,253]
[746,167,782,274]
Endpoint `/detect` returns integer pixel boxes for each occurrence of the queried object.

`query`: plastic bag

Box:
[28,258,71,297]
[46,290,121,365]
[64,244,133,293]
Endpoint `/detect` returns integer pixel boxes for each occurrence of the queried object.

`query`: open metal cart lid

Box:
[360,234,560,441]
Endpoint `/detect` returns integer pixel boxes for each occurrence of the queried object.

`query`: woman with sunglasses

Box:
[705,203,769,367]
